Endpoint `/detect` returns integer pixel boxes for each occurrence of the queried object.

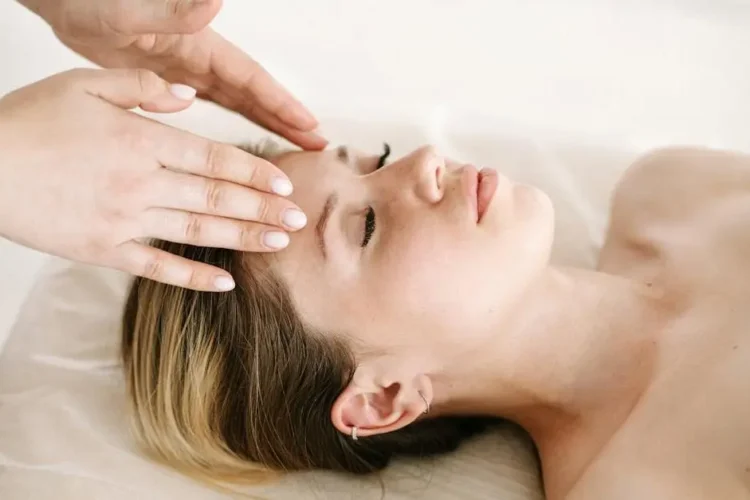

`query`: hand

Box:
[19,0,327,150]
[0,68,307,292]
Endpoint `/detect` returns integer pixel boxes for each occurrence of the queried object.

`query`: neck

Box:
[434,266,666,496]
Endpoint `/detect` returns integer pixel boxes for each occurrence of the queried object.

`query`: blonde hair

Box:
[119,141,495,490]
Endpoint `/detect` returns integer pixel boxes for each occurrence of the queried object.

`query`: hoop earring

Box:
[418,391,430,414]
[351,426,358,441]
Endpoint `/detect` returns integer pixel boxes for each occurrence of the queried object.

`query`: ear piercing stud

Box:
[350,391,431,440]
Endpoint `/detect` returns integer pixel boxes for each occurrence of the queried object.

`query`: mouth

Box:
[477,167,498,222]
[464,165,480,220]
[464,165,498,223]
[463,165,498,223]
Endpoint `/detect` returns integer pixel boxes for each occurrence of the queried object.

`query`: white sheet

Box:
[2,0,750,498]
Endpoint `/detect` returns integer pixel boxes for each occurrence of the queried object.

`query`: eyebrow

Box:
[336,145,357,169]
[316,193,338,260]
[336,146,352,165]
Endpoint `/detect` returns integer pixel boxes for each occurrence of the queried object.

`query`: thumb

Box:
[76,68,197,113]
[121,0,223,34]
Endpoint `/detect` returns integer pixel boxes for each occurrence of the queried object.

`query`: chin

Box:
[514,185,556,264]
[514,183,554,215]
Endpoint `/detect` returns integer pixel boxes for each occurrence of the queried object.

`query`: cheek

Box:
[368,215,551,340]
[369,227,498,335]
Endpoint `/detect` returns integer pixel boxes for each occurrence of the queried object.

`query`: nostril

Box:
[434,160,446,192]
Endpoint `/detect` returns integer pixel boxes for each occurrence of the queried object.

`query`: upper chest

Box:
[567,256,750,500]
[573,148,750,499]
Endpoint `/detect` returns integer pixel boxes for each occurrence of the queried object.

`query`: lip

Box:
[477,167,498,222]
[463,164,498,223]
[463,165,480,221]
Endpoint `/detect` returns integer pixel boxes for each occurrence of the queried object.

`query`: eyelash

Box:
[376,142,391,170]
[361,143,391,247]
[362,208,376,247]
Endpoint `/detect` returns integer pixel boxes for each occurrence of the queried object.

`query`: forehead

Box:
[265,147,371,332]
[270,150,349,219]
[271,146,360,178]
[272,150,332,180]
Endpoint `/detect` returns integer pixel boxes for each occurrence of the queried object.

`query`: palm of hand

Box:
[56,28,325,150]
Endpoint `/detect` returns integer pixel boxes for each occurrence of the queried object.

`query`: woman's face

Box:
[268,145,554,366]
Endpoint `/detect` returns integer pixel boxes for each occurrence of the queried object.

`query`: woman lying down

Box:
[121,142,750,500]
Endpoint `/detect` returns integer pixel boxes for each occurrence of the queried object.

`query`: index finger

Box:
[150,123,294,196]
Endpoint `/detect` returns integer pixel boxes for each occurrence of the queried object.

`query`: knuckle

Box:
[205,142,228,178]
[204,180,224,212]
[246,157,262,186]
[167,0,185,17]
[143,255,164,281]
[121,128,153,153]
[185,268,202,290]
[184,213,203,242]
[96,192,128,223]
[255,195,271,222]
[55,68,98,96]
[83,234,111,260]
[133,68,163,95]
[168,0,198,17]
[239,223,258,249]
[100,170,148,213]
[63,67,95,82]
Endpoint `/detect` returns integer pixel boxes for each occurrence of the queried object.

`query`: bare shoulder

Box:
[598,146,750,275]
[609,146,750,232]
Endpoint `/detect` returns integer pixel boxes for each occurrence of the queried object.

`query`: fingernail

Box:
[169,83,197,100]
[214,275,235,291]
[264,231,290,249]
[271,177,293,196]
[310,127,329,147]
[282,209,307,229]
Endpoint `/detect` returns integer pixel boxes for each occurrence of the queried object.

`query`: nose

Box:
[396,145,445,204]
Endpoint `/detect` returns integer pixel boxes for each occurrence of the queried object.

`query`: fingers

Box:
[205,31,324,140]
[147,169,307,232]
[140,208,291,252]
[75,67,197,112]
[110,0,223,35]
[150,126,297,196]
[117,240,236,292]
[141,83,197,113]
[201,87,328,151]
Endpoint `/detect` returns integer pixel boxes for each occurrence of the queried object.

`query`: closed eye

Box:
[362,207,375,247]
[360,143,389,247]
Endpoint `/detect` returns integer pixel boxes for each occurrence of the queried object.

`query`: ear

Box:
[331,373,432,439]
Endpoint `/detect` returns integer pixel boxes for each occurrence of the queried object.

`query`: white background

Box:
[2,0,750,348]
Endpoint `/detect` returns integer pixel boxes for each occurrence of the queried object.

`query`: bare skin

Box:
[556,147,750,499]
[266,145,750,499]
